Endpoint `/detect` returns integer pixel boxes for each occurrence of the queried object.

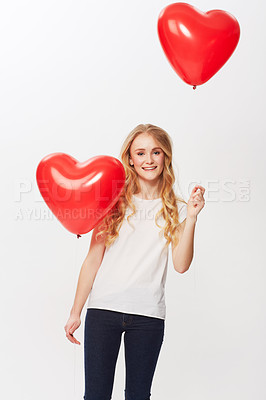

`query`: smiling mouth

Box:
[142,166,157,170]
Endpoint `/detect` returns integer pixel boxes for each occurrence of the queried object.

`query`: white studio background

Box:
[0,1,265,399]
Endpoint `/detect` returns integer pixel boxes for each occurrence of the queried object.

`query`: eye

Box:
[137,151,161,156]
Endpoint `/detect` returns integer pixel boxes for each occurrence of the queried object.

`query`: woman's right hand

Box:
[64,314,81,345]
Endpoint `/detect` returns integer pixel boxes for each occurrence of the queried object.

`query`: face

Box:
[129,133,165,181]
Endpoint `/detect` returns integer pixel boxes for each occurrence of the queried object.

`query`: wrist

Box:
[70,307,81,317]
[186,215,197,224]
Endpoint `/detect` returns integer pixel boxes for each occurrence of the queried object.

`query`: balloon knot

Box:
[77,234,81,239]
[193,85,197,90]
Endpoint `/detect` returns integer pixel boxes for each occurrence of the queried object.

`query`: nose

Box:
[146,154,154,164]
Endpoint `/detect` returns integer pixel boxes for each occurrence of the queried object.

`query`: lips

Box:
[142,166,157,170]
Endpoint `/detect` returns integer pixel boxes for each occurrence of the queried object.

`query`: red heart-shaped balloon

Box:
[36,153,125,237]
[157,2,240,86]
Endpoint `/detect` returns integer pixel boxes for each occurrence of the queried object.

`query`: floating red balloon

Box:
[36,153,125,237]
[157,2,240,87]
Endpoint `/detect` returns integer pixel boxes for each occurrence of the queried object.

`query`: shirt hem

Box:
[86,302,165,320]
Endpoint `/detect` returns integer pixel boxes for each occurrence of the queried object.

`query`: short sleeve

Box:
[177,202,187,224]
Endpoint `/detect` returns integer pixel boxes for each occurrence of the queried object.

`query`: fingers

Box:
[68,331,81,345]
[191,185,205,200]
[191,191,203,201]
[64,325,81,345]
[189,185,205,209]
[194,193,203,201]
[193,185,205,194]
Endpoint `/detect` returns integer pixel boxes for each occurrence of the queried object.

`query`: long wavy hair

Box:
[96,123,187,251]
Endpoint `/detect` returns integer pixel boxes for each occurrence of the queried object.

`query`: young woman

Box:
[64,123,205,400]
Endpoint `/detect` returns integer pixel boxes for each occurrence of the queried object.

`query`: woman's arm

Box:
[172,216,197,273]
[70,225,107,317]
[172,185,205,273]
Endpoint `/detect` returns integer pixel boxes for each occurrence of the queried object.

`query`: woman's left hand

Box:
[187,185,205,220]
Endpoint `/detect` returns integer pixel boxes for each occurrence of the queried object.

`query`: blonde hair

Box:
[96,123,187,251]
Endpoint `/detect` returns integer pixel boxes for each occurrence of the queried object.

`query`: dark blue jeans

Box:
[83,308,165,400]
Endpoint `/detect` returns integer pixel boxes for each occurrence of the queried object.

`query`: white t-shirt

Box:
[86,195,187,320]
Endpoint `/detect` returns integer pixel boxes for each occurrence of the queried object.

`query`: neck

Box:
[135,182,161,200]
